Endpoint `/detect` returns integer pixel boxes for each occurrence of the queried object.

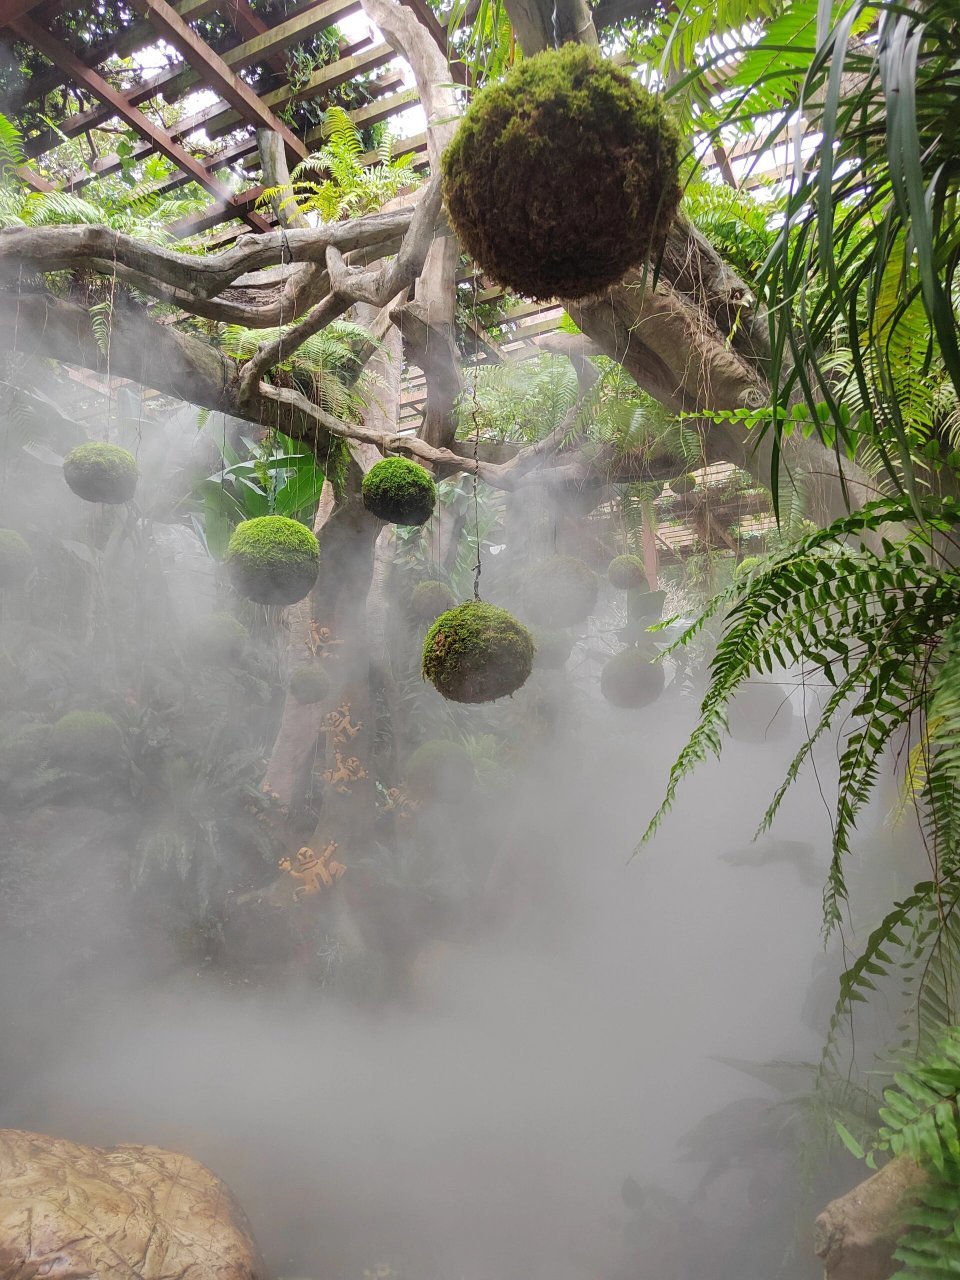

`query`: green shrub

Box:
[225,515,320,606]
[405,739,475,799]
[63,442,139,504]
[727,682,793,744]
[441,43,681,300]
[362,458,437,526]
[0,721,50,772]
[288,661,330,705]
[600,647,665,708]
[0,530,32,587]
[524,556,598,627]
[422,600,534,703]
[607,554,647,590]
[408,579,457,624]
[531,627,573,669]
[50,710,123,768]
[187,612,248,664]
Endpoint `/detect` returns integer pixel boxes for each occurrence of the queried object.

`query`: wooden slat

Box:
[0,0,45,26]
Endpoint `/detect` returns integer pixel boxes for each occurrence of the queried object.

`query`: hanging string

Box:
[269,225,292,513]
[470,383,482,600]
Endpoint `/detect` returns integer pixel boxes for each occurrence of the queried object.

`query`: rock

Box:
[814,1156,927,1280]
[0,1128,265,1279]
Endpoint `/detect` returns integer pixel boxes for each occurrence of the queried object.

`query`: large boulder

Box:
[814,1156,927,1280]
[0,1128,265,1279]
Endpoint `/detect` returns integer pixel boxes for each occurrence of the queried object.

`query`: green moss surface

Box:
[524,556,598,627]
[225,515,320,606]
[63,442,139,504]
[51,710,123,767]
[422,600,534,703]
[408,579,457,624]
[0,530,32,588]
[362,458,437,526]
[288,662,330,705]
[607,554,647,590]
[600,647,665,709]
[405,739,476,799]
[442,43,682,300]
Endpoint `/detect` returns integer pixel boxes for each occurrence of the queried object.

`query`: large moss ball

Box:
[50,710,123,768]
[600,647,665,709]
[362,458,437,526]
[288,662,330,705]
[0,530,32,588]
[441,43,682,301]
[63,442,139,504]
[408,579,457,624]
[225,516,320,606]
[531,627,573,669]
[187,612,248,664]
[608,554,646,591]
[728,682,793,744]
[422,600,535,703]
[405,739,475,799]
[525,556,598,628]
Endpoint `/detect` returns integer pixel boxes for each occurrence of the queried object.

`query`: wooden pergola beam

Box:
[0,0,45,25]
[11,14,273,233]
[127,0,308,161]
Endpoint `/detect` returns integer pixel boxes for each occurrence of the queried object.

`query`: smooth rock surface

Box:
[814,1156,926,1280]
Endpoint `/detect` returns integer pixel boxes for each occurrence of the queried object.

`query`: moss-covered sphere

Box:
[225,516,320,606]
[667,473,697,496]
[600,647,665,709]
[607,554,646,591]
[63,442,139,504]
[441,43,682,301]
[362,458,437,527]
[288,662,330,705]
[531,627,573,669]
[0,530,32,588]
[728,682,793,744]
[422,600,535,703]
[525,556,598,628]
[408,579,457,624]
[187,612,248,664]
[51,710,123,767]
[405,739,476,799]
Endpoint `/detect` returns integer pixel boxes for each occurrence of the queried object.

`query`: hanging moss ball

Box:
[187,612,248,664]
[408,579,457,624]
[225,516,320,606]
[667,473,697,496]
[0,530,32,588]
[422,600,535,703]
[524,556,598,628]
[441,43,682,301]
[531,627,573,670]
[63,443,139,504]
[728,682,793,744]
[362,458,437,527]
[405,739,476,800]
[608,554,647,591]
[600,647,665,709]
[288,662,330,705]
[50,710,123,768]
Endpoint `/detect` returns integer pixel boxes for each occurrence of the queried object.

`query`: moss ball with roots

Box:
[288,662,330,705]
[728,682,793,744]
[531,627,574,669]
[405,739,476,800]
[525,556,598,628]
[607,554,646,591]
[0,530,32,588]
[51,710,123,768]
[362,458,437,527]
[441,43,682,301]
[187,612,248,664]
[225,516,320,606]
[600,647,665,709]
[63,443,139,504]
[408,579,457,625]
[422,600,535,703]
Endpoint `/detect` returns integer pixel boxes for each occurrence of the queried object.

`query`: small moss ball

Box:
[50,710,123,768]
[600,647,665,709]
[728,682,793,744]
[362,458,437,527]
[0,530,32,588]
[188,612,248,664]
[422,600,535,703]
[525,556,598,628]
[408,579,457,624]
[225,516,320,606]
[531,627,573,669]
[405,739,476,799]
[288,662,330,705]
[63,442,139,504]
[608,554,647,591]
[441,43,682,301]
